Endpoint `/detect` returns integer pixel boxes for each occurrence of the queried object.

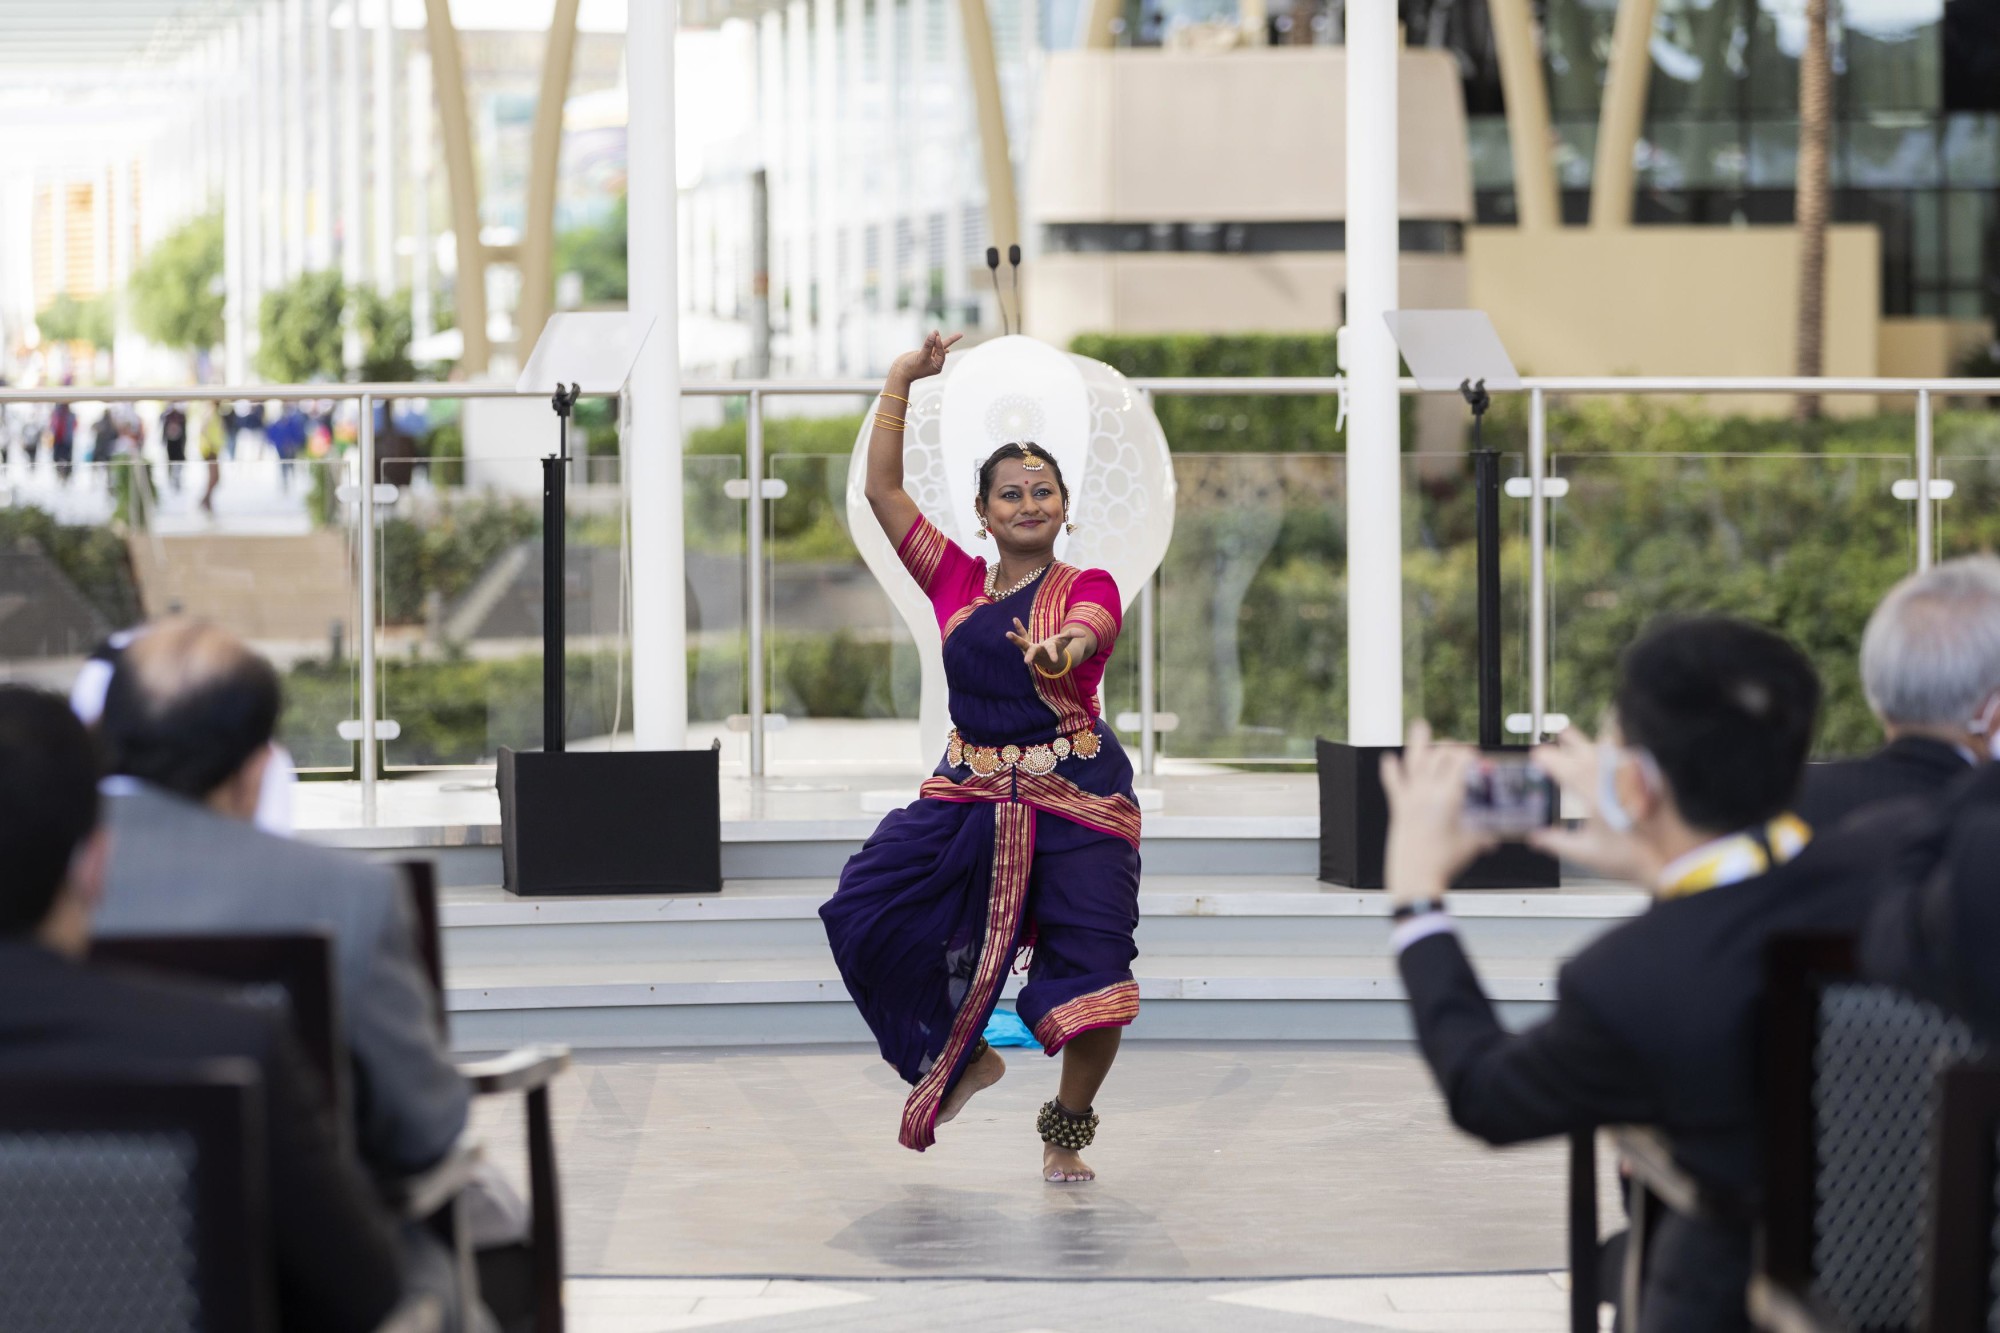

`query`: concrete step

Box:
[439,878,1645,1052]
[439,876,1643,967]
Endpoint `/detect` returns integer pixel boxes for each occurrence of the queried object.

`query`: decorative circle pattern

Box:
[983,394,1047,449]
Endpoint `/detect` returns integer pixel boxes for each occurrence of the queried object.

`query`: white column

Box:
[93,168,111,295]
[286,0,309,276]
[407,50,433,341]
[226,23,251,381]
[311,0,334,270]
[49,182,68,305]
[813,0,838,373]
[340,0,363,287]
[627,0,688,748]
[372,0,398,292]
[263,3,286,289]
[1344,4,1403,744]
[784,1,809,371]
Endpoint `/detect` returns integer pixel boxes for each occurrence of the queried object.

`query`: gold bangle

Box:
[1033,645,1078,679]
[873,414,906,431]
[880,390,911,405]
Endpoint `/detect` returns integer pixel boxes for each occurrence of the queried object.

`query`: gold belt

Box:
[947,726,1101,778]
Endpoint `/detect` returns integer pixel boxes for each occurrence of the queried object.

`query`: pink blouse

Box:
[895,516,1122,717]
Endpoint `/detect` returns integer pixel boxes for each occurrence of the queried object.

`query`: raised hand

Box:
[890,330,962,384]
[1380,721,1497,907]
[1006,617,1081,674]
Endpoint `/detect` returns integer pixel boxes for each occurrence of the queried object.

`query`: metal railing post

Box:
[357,392,378,824]
[746,389,767,777]
[1916,388,1935,572]
[1139,574,1158,777]
[1529,387,1549,742]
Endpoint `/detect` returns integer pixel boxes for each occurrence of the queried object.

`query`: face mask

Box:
[1597,740,1638,833]
[255,743,296,836]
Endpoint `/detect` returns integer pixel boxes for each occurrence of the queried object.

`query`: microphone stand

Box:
[1461,376,1501,749]
[543,382,580,753]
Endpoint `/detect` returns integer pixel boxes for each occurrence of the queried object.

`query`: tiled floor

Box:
[471,1044,1621,1282]
[565,1273,1578,1332]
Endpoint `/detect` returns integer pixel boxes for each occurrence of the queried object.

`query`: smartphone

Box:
[1462,757,1556,836]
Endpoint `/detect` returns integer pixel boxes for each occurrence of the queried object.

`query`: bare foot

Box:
[938,1045,1006,1126]
[1043,1144,1095,1183]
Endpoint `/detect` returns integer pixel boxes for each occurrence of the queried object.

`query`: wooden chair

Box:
[0,1066,438,1333]
[394,857,570,1333]
[1920,1060,2000,1332]
[1751,933,1986,1333]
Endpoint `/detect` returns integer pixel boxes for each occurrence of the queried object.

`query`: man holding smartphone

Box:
[1380,616,1889,1333]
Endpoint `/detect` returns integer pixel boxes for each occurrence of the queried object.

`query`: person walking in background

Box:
[199,402,224,515]
[49,401,75,483]
[160,400,188,492]
[88,409,117,488]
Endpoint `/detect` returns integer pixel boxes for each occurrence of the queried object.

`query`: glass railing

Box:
[2,379,1989,810]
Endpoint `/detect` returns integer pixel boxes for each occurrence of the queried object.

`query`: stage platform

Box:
[296,770,1642,1054]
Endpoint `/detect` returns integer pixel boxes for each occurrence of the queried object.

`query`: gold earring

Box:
[977,520,989,540]
[1065,521,1077,535]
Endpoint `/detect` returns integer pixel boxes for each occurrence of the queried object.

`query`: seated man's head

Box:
[1603,615,1820,854]
[1859,556,2000,756]
[0,686,107,956]
[98,618,281,822]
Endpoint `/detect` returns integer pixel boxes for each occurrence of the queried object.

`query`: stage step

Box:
[439,876,1645,1052]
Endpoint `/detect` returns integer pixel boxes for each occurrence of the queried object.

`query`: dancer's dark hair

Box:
[977,442,1070,509]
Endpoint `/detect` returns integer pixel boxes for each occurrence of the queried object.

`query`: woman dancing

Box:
[820,331,1143,1183]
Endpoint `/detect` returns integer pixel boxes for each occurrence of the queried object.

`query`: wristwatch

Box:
[1391,898,1446,922]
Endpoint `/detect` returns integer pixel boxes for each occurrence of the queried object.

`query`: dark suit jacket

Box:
[0,941,404,1333]
[1861,761,2000,1038]
[95,785,468,1173]
[1398,831,1893,1331]
[1795,736,1971,833]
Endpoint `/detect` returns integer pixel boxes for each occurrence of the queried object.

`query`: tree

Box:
[36,292,114,348]
[129,211,225,358]
[257,270,347,382]
[1793,0,1832,421]
[353,286,417,381]
[554,194,628,304]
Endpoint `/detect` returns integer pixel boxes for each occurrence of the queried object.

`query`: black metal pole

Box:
[543,384,578,754]
[1464,378,1503,749]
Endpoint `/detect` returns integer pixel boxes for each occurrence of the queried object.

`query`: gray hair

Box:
[1860,556,2000,726]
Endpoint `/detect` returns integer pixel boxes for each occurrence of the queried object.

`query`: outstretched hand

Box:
[891,330,962,383]
[1006,617,1080,674]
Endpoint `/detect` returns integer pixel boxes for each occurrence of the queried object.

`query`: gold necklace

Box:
[985,559,1051,601]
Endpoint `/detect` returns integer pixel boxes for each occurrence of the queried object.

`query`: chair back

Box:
[1761,933,1986,1332]
[392,859,446,1024]
[1922,1061,2000,1333]
[845,335,1177,764]
[90,933,346,1138]
[0,1065,271,1333]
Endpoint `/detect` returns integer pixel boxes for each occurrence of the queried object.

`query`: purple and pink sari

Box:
[820,516,1143,1151]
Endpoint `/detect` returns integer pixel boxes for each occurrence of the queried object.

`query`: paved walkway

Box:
[565,1274,1580,1332]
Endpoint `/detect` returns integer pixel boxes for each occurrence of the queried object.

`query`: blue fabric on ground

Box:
[983,1007,1043,1050]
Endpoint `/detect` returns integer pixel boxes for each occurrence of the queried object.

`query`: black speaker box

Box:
[1317,738,1559,889]
[498,746,722,896]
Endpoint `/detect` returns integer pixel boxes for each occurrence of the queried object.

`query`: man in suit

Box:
[1794,556,2000,831]
[91,618,469,1176]
[1383,617,1891,1333]
[0,686,410,1333]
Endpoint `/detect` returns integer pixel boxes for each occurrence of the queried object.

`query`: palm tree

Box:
[1794,0,1832,421]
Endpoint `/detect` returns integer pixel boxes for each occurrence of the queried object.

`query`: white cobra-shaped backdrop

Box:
[846,335,1179,768]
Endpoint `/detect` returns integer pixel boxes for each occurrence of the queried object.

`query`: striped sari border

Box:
[1061,601,1119,654]
[1029,565,1095,735]
[897,802,1034,1151]
[1032,980,1141,1054]
[1015,771,1143,848]
[896,516,949,593]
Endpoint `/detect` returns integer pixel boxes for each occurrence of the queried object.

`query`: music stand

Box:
[515,312,654,752]
[500,313,722,897]
[1386,310,1521,747]
[1315,310,1555,890]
